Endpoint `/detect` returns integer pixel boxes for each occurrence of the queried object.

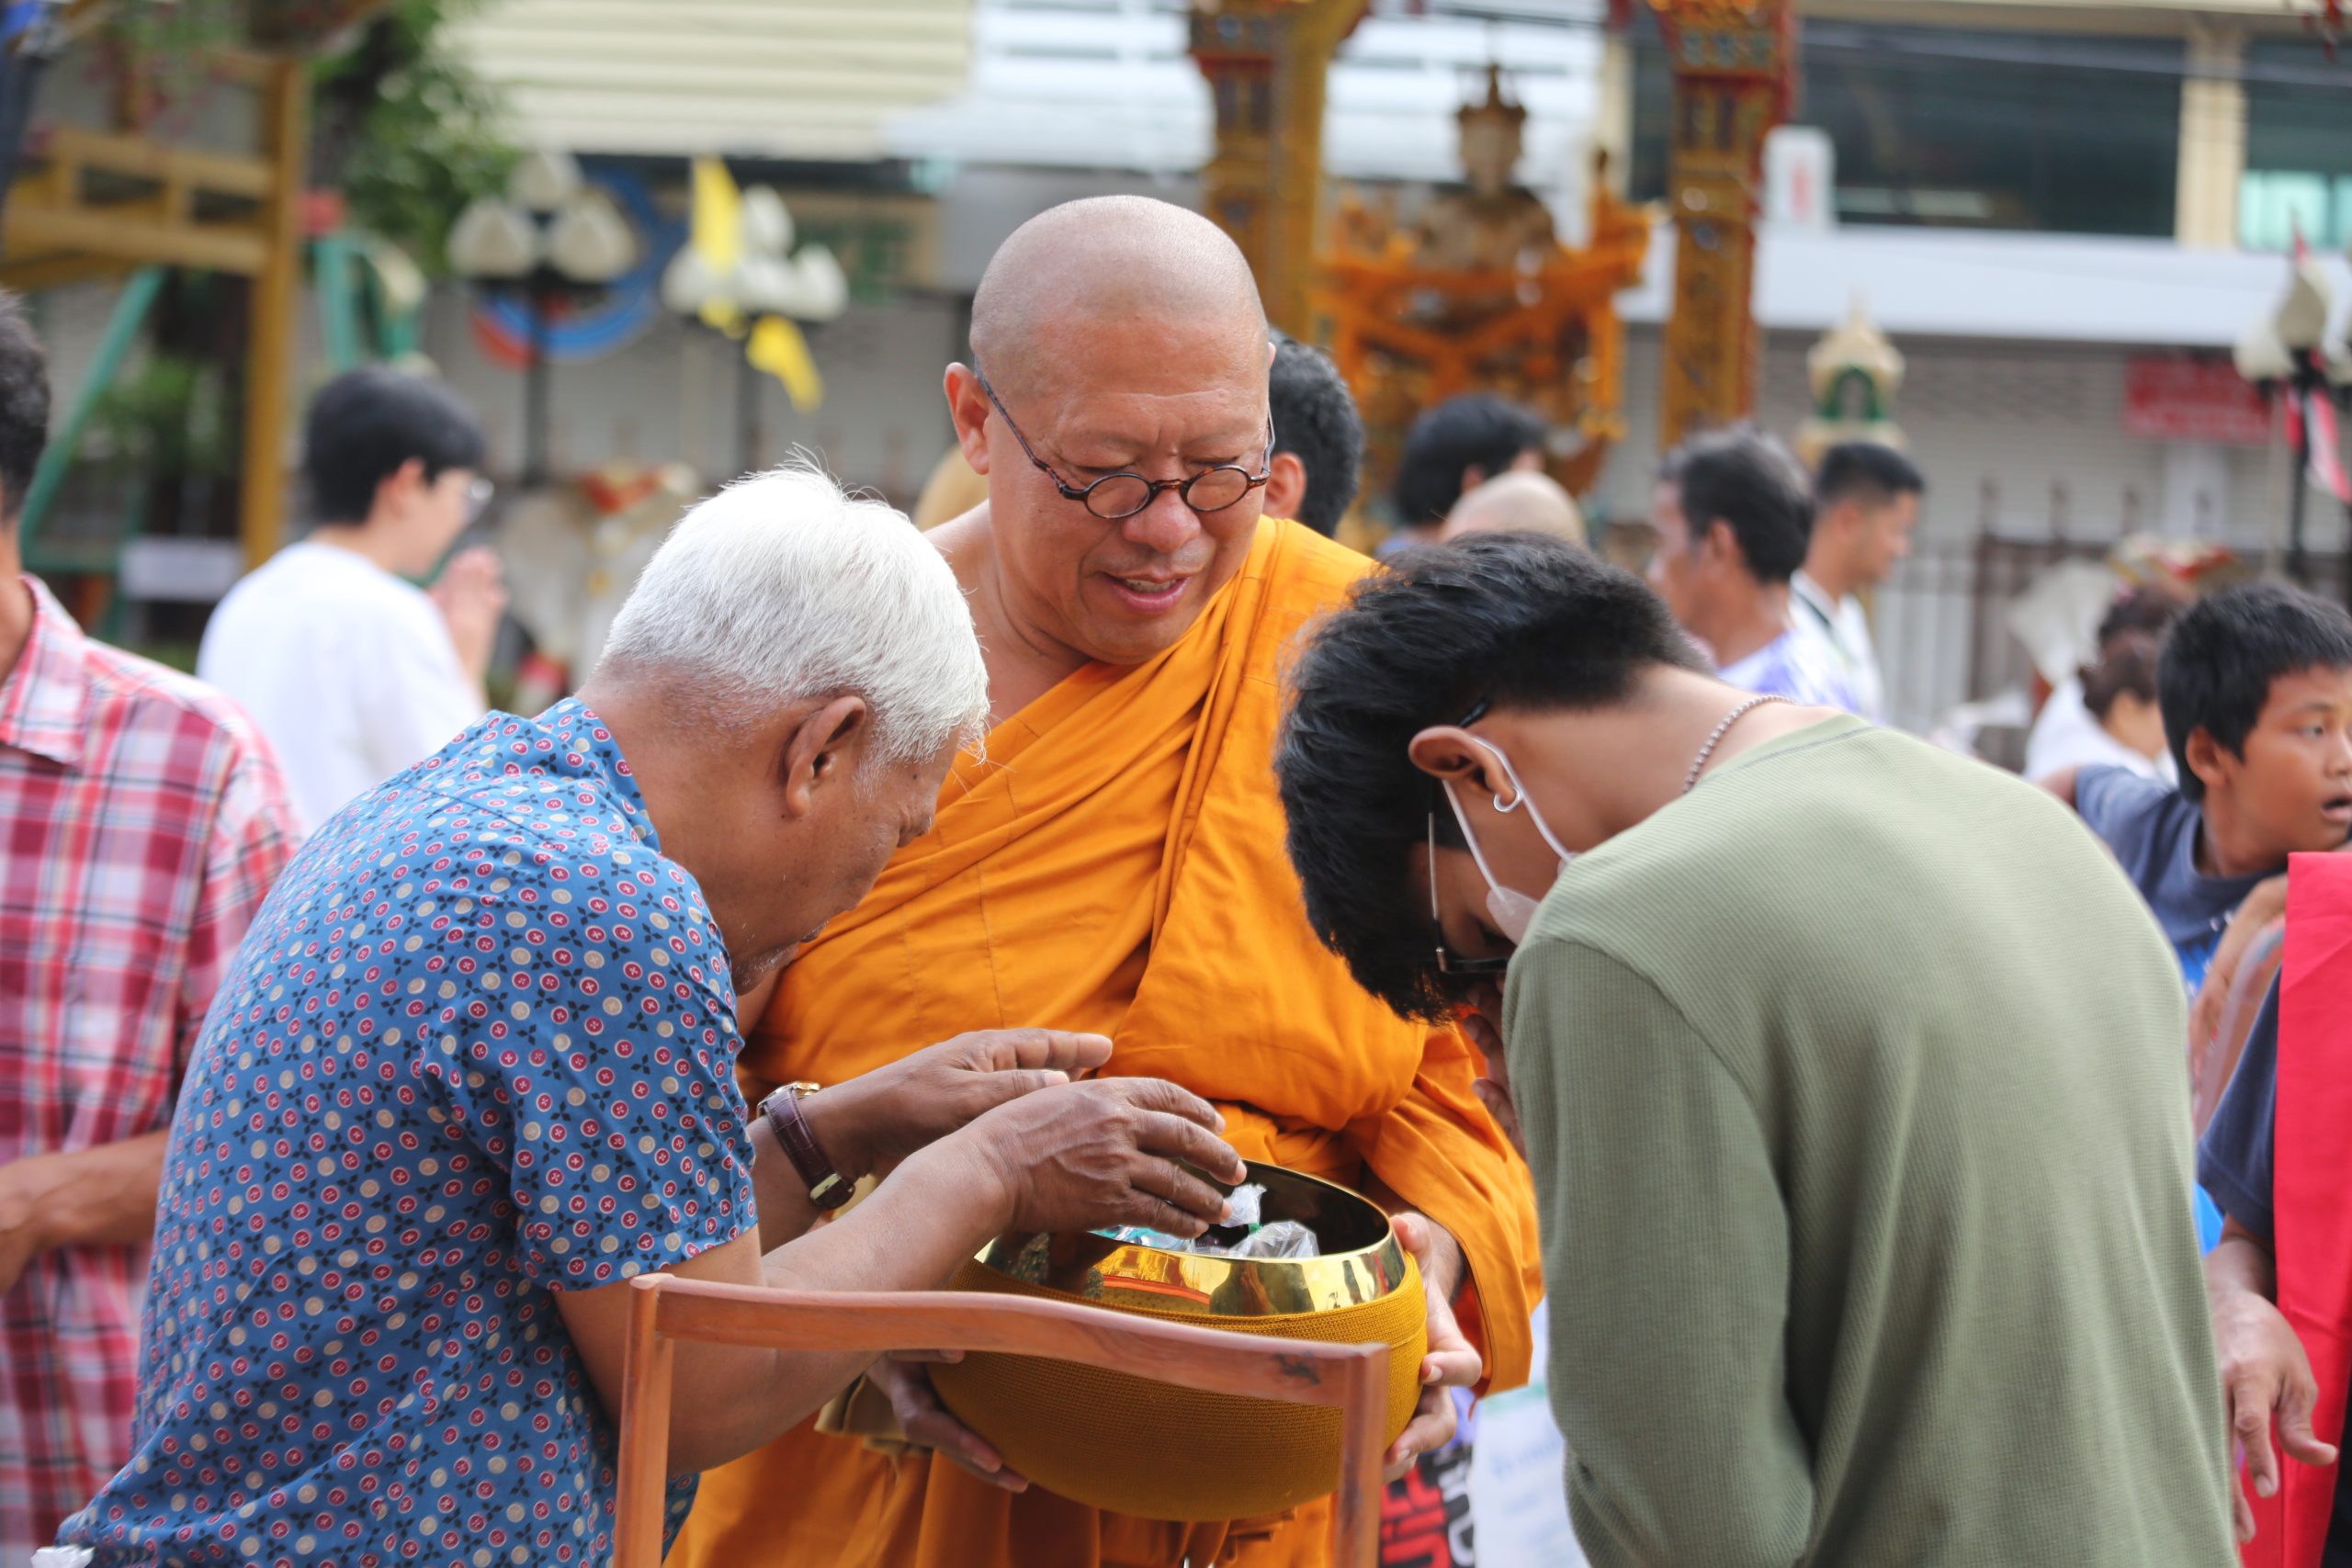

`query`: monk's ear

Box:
[944,365,993,475]
[1408,726,1506,807]
[777,695,869,819]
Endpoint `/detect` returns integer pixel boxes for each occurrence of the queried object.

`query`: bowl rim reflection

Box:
[967,1158,1412,1318]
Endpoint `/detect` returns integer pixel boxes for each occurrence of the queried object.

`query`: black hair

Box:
[0,292,51,522]
[1668,425,1814,584]
[1393,393,1546,527]
[1268,332,1365,536]
[2081,629,2161,721]
[1815,441,1924,510]
[302,366,486,525]
[1276,532,1707,1020]
[2095,583,2186,649]
[2158,581,2352,803]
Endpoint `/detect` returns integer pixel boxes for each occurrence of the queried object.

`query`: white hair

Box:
[596,463,989,763]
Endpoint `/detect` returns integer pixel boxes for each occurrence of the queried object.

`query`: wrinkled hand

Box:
[958,1077,1246,1239]
[2214,1284,2338,1542]
[806,1029,1114,1180]
[1461,981,1522,1158]
[2190,875,2288,1078]
[428,546,507,682]
[1385,1213,1481,1482]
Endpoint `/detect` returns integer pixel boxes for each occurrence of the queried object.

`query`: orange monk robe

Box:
[669,518,1542,1568]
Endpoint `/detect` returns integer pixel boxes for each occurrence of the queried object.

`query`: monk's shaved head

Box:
[940,194,1281,675]
[970,197,1268,400]
[1442,470,1586,549]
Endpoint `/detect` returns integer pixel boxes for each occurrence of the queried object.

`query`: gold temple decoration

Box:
[1411,64,1556,273]
[1311,66,1650,499]
[1651,0,1794,448]
[1793,295,1905,467]
[1189,0,1369,337]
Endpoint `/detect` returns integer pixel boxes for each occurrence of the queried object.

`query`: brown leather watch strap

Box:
[761,1083,851,1212]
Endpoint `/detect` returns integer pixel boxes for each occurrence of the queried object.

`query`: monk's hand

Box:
[1460,981,1523,1159]
[802,1029,1114,1180]
[2214,1281,2337,1541]
[865,1356,1031,1494]
[956,1077,1245,1238]
[1386,1212,1480,1483]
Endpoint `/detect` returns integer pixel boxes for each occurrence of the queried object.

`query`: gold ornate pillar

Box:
[2175,21,2245,252]
[1650,0,1794,449]
[1190,0,1367,336]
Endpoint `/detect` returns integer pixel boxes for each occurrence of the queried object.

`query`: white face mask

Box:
[1439,736,1575,944]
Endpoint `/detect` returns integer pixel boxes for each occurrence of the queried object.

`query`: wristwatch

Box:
[759,1081,851,1212]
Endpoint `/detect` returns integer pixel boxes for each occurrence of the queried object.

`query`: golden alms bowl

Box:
[929,1160,1427,1522]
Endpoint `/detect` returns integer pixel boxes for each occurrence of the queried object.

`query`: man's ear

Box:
[777,695,870,819]
[1702,517,1745,572]
[1408,726,1516,809]
[944,365,993,476]
[2183,725,2231,795]
[1263,451,1308,524]
[373,457,428,522]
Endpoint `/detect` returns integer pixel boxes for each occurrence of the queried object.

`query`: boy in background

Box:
[2048,581,2352,998]
[1793,440,1923,725]
[198,367,503,832]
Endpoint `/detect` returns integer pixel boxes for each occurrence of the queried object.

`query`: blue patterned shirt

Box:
[60,699,755,1566]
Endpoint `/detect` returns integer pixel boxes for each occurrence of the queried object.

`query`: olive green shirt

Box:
[1503,715,2233,1568]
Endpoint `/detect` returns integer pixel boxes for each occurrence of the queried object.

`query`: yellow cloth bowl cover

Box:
[930,1251,1426,1521]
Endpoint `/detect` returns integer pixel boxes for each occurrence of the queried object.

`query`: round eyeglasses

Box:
[975,368,1273,522]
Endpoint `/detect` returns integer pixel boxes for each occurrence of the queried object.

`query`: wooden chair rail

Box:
[613,1278,1388,1568]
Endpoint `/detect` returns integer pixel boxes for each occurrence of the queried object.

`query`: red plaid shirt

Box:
[0,578,295,1556]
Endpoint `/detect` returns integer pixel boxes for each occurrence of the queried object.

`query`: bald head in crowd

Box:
[939,197,1276,689]
[1442,469,1586,549]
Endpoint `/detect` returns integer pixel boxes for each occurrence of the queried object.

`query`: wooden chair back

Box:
[612,1277,1390,1568]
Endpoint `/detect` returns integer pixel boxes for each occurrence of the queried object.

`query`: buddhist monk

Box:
[668,196,1540,1568]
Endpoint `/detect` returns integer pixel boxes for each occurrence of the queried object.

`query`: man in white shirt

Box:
[199,367,504,832]
[1792,441,1922,726]
[1648,426,1859,712]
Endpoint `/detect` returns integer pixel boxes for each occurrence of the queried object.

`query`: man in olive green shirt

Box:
[1274,533,2234,1567]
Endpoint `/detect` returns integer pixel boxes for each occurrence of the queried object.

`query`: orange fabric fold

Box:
[668,518,1540,1568]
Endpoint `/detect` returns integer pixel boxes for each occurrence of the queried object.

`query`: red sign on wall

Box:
[2124,355,2272,446]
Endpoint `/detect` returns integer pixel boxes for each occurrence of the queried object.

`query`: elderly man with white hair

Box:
[53,467,1245,1568]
